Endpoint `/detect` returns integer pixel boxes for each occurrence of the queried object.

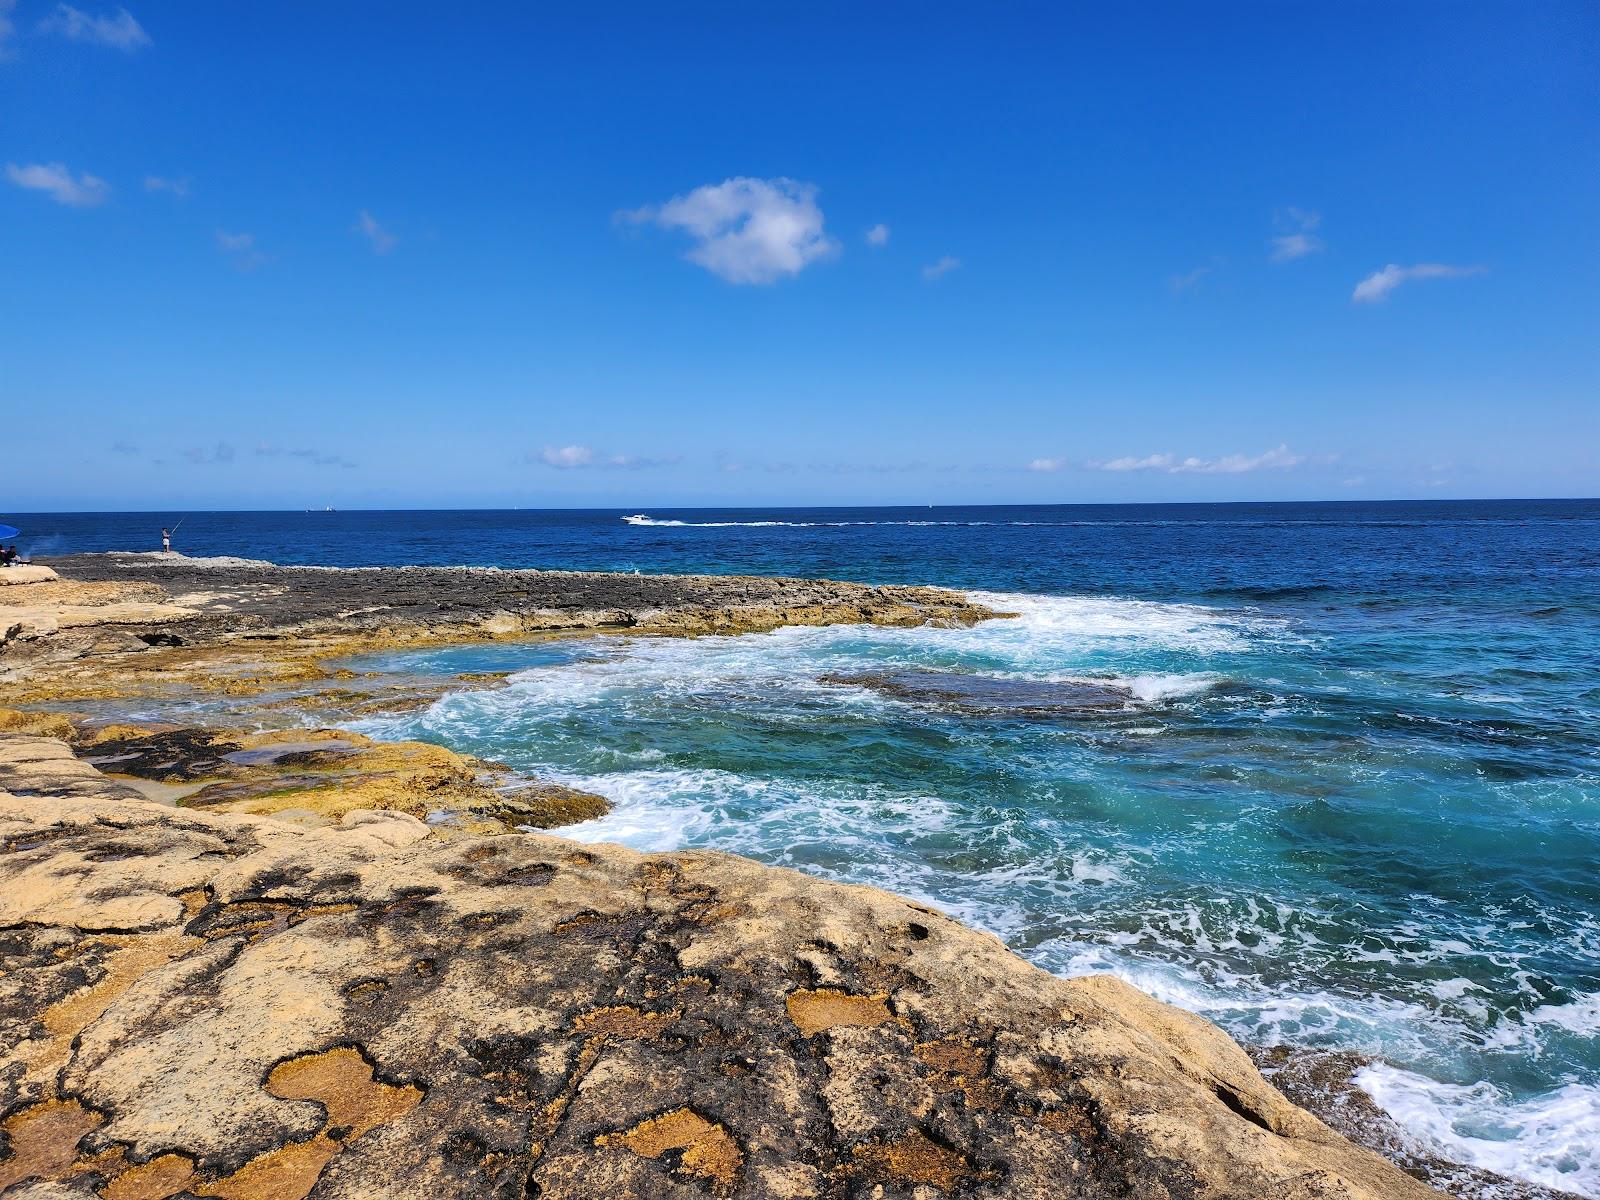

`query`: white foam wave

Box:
[623,514,826,527]
[962,590,1279,656]
[547,766,967,858]
[1518,993,1600,1040]
[552,768,733,850]
[1356,1062,1600,1197]
[1122,672,1224,702]
[620,513,1244,529]
[381,591,1266,740]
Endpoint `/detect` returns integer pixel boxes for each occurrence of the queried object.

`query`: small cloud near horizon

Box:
[1270,207,1323,262]
[1352,262,1485,303]
[255,444,356,469]
[144,174,189,198]
[1091,444,1305,475]
[38,3,150,51]
[531,445,678,470]
[354,210,396,254]
[216,230,270,270]
[181,442,236,465]
[620,177,838,285]
[1169,264,1211,294]
[865,223,890,246]
[1027,457,1066,472]
[6,162,110,207]
[922,255,960,281]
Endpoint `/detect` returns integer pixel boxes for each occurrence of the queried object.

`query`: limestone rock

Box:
[0,566,59,586]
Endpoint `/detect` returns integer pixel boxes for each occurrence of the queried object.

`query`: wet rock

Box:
[825,669,1133,717]
[479,782,612,828]
[75,725,245,781]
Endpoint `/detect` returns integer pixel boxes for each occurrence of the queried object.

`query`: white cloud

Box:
[865,223,890,247]
[1098,452,1176,472]
[0,1,17,58]
[1027,457,1065,472]
[254,445,356,468]
[38,4,150,50]
[922,255,960,281]
[1169,265,1211,293]
[1092,445,1305,474]
[6,161,110,207]
[144,174,189,197]
[623,177,838,285]
[216,230,270,270]
[1179,444,1305,473]
[532,445,676,470]
[1270,207,1323,261]
[181,442,236,465]
[1270,232,1322,262]
[354,209,396,254]
[1352,262,1485,303]
[539,445,594,468]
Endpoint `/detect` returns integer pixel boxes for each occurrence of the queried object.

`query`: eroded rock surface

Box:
[0,737,1440,1199]
[29,554,991,647]
[1,556,996,707]
[41,719,611,835]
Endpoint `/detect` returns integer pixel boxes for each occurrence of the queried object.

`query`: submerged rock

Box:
[825,669,1134,717]
[0,736,1440,1199]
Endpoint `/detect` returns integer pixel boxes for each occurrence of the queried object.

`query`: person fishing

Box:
[161,528,171,554]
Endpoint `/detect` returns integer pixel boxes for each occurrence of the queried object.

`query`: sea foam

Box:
[1356,1063,1600,1197]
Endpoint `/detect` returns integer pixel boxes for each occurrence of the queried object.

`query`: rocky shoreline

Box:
[0,555,1463,1197]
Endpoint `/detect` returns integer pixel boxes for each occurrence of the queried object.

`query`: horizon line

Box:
[6,495,1598,518]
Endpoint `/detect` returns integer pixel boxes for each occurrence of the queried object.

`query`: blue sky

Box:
[3,2,1596,509]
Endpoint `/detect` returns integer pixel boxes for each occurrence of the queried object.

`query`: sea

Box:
[11,500,1599,1196]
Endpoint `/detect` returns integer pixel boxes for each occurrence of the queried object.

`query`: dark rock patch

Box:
[824,669,1133,718]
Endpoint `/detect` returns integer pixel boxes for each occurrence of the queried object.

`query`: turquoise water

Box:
[29,501,1598,1193]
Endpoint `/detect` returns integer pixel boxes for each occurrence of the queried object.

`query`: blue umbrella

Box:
[0,525,19,540]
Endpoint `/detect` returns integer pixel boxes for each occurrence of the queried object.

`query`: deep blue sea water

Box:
[11,501,1599,1194]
